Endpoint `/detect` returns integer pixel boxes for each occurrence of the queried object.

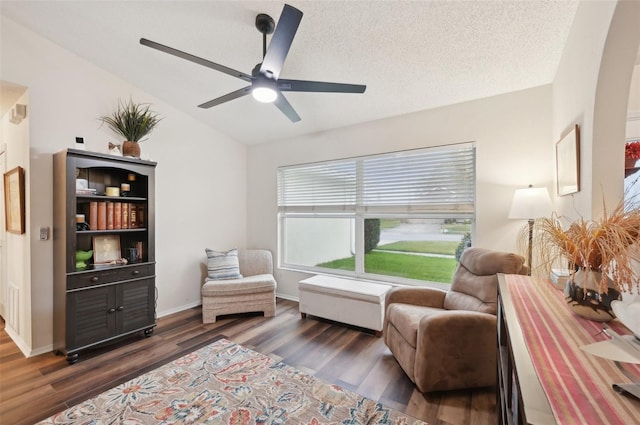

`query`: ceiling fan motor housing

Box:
[255,13,275,35]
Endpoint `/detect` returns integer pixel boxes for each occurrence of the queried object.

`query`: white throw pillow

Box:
[205,248,243,280]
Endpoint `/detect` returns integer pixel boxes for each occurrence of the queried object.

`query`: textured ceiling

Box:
[0,1,580,144]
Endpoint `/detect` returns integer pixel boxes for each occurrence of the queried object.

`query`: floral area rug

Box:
[39,338,427,424]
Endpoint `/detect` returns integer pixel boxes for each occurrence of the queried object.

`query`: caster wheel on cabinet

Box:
[66,353,79,364]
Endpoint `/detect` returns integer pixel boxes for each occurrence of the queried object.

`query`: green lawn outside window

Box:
[317,240,459,283]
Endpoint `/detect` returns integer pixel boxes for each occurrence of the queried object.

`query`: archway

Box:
[591,0,640,214]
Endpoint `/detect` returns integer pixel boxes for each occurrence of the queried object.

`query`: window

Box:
[278,143,475,285]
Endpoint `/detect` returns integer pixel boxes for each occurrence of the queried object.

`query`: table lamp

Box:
[508,185,553,273]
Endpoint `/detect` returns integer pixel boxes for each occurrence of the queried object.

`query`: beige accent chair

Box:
[201,249,277,323]
[383,247,528,392]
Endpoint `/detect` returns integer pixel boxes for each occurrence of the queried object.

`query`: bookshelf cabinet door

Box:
[117,279,155,334]
[67,286,116,350]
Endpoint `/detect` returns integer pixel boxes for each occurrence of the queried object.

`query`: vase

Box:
[122,141,140,158]
[564,268,621,322]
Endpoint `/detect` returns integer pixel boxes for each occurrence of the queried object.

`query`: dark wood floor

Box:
[0,299,496,425]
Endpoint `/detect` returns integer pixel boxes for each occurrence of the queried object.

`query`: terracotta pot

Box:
[122,141,140,158]
[564,268,620,322]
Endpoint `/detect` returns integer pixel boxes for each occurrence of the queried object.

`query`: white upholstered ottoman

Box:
[298,275,392,336]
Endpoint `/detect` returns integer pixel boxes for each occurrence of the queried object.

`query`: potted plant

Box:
[99,98,161,158]
[625,141,640,177]
[626,141,640,164]
[529,199,640,321]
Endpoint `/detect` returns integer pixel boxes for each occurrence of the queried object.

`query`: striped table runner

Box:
[505,274,640,425]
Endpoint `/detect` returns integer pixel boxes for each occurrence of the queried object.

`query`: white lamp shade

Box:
[508,187,553,219]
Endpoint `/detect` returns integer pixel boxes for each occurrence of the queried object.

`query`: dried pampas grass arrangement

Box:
[522,198,640,295]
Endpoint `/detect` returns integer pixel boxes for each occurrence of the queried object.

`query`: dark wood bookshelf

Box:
[53,149,157,363]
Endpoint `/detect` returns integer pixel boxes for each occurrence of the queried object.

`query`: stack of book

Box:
[76,188,96,196]
[88,201,145,231]
[550,268,571,290]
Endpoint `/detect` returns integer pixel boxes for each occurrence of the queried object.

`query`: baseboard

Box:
[29,343,54,357]
[157,300,202,318]
[275,292,299,302]
[4,325,30,357]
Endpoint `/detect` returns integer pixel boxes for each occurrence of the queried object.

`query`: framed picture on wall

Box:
[3,166,25,234]
[556,124,580,196]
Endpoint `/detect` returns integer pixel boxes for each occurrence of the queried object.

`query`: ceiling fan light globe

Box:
[252,87,278,103]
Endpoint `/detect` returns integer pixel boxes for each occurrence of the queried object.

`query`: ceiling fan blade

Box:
[140,38,252,82]
[274,93,301,122]
[198,86,252,109]
[279,79,366,94]
[260,4,303,80]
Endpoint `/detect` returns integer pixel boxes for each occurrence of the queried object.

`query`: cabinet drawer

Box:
[68,264,155,290]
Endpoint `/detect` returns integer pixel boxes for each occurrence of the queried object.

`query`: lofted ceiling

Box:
[1,1,581,145]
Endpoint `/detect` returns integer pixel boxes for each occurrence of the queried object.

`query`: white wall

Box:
[629,113,640,140]
[247,86,553,299]
[1,16,247,355]
[629,64,640,116]
[627,63,640,139]
[552,0,640,219]
[0,91,31,354]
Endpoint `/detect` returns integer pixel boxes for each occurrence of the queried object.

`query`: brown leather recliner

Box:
[383,247,528,392]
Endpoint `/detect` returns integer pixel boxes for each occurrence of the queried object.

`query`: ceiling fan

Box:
[140,4,366,123]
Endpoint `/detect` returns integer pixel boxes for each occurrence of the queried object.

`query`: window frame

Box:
[277,143,476,287]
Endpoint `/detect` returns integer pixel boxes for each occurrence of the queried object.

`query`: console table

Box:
[497,273,640,425]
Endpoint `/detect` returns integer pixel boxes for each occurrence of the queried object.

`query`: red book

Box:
[130,205,137,229]
[114,203,122,229]
[97,202,107,230]
[106,202,114,230]
[137,205,145,228]
[89,202,98,230]
[136,241,143,261]
[122,203,129,229]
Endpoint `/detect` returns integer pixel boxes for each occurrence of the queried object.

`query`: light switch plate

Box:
[39,227,49,240]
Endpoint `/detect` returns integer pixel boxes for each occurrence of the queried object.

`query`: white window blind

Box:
[278,143,475,214]
[278,160,356,210]
[361,146,475,213]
